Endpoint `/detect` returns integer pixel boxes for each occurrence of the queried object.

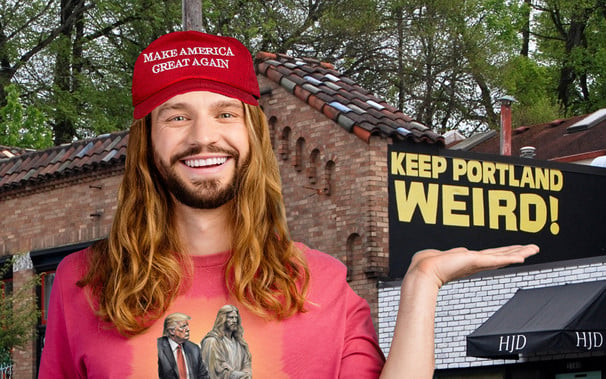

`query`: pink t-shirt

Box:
[39,244,385,378]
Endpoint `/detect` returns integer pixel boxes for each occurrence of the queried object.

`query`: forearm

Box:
[380,270,440,379]
[379,244,538,378]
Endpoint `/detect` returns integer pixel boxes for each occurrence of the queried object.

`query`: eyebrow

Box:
[155,102,187,116]
[210,99,244,113]
[155,98,244,116]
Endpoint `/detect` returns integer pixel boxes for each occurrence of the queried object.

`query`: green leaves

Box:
[0,84,52,149]
[2,0,605,144]
[0,257,41,366]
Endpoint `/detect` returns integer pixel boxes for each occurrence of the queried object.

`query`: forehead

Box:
[153,91,243,113]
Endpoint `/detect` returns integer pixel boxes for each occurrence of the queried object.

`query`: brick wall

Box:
[0,170,121,255]
[259,75,391,322]
[0,169,122,378]
[378,258,606,369]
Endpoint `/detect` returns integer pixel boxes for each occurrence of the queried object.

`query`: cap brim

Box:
[133,78,259,119]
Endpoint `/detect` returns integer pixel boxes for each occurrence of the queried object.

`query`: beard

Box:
[155,144,247,209]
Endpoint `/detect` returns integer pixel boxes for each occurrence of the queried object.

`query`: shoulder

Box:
[55,247,92,282]
[294,242,347,279]
[183,340,200,352]
[157,336,168,347]
[157,335,168,343]
[201,331,220,343]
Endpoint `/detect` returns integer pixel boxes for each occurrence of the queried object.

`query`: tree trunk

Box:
[52,0,85,145]
[520,0,531,56]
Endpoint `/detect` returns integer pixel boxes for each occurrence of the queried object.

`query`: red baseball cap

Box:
[132,31,260,119]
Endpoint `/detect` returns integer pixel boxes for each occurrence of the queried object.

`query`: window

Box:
[324,160,336,195]
[308,149,320,184]
[280,127,291,160]
[40,272,56,325]
[295,138,305,172]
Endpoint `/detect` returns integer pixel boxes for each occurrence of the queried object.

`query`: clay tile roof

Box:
[255,52,444,146]
[0,145,34,159]
[467,109,606,162]
[0,131,128,193]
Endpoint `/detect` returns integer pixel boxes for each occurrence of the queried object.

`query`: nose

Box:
[189,115,219,145]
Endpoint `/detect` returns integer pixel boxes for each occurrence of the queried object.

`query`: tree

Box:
[532,0,606,114]
[0,257,40,367]
[0,84,51,149]
[371,0,528,134]
[1,0,182,145]
[5,0,606,143]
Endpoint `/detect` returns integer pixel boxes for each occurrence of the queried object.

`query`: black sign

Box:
[388,144,606,278]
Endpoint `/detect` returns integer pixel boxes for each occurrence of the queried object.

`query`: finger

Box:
[477,244,539,257]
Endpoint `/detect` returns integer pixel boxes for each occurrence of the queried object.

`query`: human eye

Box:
[213,101,244,121]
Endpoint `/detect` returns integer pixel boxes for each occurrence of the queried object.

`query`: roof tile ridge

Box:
[255,51,443,145]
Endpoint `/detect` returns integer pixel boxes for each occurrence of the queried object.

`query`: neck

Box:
[172,200,233,256]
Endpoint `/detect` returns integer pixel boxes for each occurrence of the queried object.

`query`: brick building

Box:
[0,52,442,377]
[9,46,604,378]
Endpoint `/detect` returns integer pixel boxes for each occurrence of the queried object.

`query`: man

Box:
[158,313,210,379]
[201,305,252,379]
[39,30,538,378]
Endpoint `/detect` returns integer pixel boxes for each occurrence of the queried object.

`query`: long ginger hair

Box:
[78,104,310,335]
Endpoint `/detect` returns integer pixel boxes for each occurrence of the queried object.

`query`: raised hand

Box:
[407,244,540,289]
[381,244,539,378]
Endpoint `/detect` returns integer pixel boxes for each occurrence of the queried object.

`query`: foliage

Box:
[499,56,560,127]
[2,0,606,143]
[531,0,606,114]
[0,84,52,149]
[0,257,41,366]
[1,0,182,145]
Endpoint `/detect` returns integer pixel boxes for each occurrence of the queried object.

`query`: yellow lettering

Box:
[406,153,419,177]
[418,154,431,178]
[489,190,518,231]
[550,170,563,191]
[519,166,535,189]
[452,159,466,181]
[467,160,482,183]
[442,185,469,227]
[391,152,405,175]
[495,163,509,185]
[472,187,485,226]
[508,165,520,187]
[482,162,496,185]
[394,181,438,224]
[535,167,548,190]
[519,194,547,233]
[432,156,447,179]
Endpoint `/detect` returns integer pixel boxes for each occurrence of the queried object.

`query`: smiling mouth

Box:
[183,157,228,168]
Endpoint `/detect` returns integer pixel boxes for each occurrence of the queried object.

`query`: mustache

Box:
[169,144,239,166]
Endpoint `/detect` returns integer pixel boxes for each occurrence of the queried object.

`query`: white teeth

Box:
[184,157,228,168]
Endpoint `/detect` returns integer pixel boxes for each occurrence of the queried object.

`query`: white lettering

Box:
[143,49,178,62]
[576,331,603,351]
[151,58,192,73]
[178,46,235,57]
[498,334,526,353]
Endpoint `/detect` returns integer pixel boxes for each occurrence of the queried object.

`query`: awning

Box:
[467,280,606,359]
